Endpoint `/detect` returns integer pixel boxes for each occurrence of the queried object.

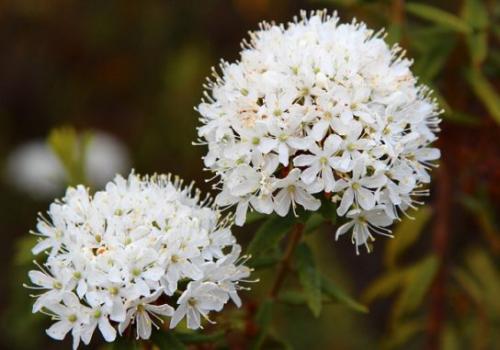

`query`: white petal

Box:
[356,187,375,210]
[274,189,291,217]
[46,320,72,340]
[294,188,321,211]
[337,188,354,216]
[98,318,117,342]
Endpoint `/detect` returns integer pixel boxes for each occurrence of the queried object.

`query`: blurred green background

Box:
[0,0,499,349]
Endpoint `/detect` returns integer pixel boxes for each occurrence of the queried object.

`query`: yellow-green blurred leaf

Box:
[362,269,408,304]
[465,249,500,314]
[393,255,439,319]
[382,320,424,350]
[441,325,461,350]
[465,69,500,124]
[47,127,91,185]
[321,275,368,313]
[406,3,471,33]
[385,206,432,269]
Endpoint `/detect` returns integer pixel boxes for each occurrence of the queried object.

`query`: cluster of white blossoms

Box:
[197,10,441,253]
[26,172,251,349]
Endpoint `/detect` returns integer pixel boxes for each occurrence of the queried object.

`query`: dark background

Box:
[0,1,498,349]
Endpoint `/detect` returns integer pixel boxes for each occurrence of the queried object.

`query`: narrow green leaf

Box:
[304,213,324,234]
[295,243,322,317]
[151,331,187,350]
[465,69,500,124]
[47,127,90,186]
[322,275,368,313]
[247,215,295,257]
[393,255,439,319]
[362,269,407,304]
[385,206,432,269]
[251,299,274,350]
[462,0,489,66]
[406,3,470,33]
[383,320,424,350]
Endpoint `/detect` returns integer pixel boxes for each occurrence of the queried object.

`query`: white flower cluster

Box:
[27,172,251,349]
[197,10,441,253]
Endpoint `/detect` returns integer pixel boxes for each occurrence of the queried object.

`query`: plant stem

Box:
[427,164,451,349]
[269,222,305,299]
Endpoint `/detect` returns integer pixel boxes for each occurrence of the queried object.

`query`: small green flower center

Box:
[273,109,282,117]
[73,271,81,279]
[68,314,77,323]
[132,268,141,277]
[93,310,102,319]
[287,185,296,193]
[171,255,180,263]
[279,134,288,142]
[252,137,260,145]
[352,182,361,190]
[347,143,356,152]
[137,304,145,313]
[95,234,102,243]
[109,287,119,296]
[188,297,197,307]
[240,88,249,96]
[53,281,62,289]
[320,156,328,165]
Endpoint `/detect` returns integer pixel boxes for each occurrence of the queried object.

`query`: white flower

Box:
[197,10,441,252]
[335,208,393,255]
[27,172,251,347]
[118,292,174,340]
[170,281,228,330]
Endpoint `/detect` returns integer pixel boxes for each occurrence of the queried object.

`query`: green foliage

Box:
[385,206,432,269]
[321,275,368,313]
[295,243,323,317]
[465,69,500,124]
[151,331,187,350]
[406,3,471,33]
[47,127,92,186]
[247,215,295,259]
[251,300,274,350]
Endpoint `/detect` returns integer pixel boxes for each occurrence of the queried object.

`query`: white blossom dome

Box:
[26,172,251,349]
[197,10,441,253]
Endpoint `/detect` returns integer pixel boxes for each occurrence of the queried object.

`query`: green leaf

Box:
[465,69,500,124]
[383,320,425,350]
[304,213,324,234]
[362,269,408,304]
[295,243,322,317]
[462,0,489,66]
[245,211,267,224]
[151,331,187,350]
[319,197,337,222]
[406,3,471,33]
[393,255,439,319]
[47,127,91,186]
[321,275,368,313]
[251,299,274,350]
[247,215,295,257]
[385,206,432,269]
